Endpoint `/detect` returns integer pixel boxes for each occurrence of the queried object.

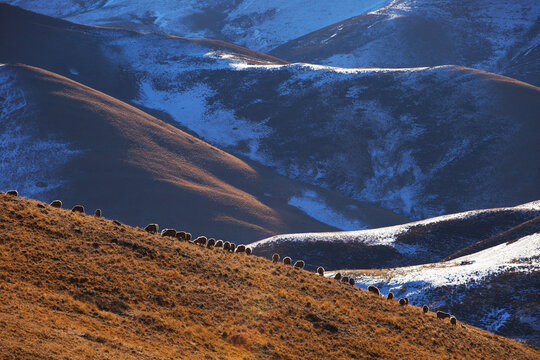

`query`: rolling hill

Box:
[2,4,539,223]
[270,0,540,87]
[249,201,540,270]
[1,193,539,359]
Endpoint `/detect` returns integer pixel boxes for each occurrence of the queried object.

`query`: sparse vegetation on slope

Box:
[1,194,539,359]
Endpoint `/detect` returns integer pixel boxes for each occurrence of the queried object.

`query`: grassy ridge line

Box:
[0,194,538,359]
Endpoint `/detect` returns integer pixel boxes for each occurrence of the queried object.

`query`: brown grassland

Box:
[0,194,538,359]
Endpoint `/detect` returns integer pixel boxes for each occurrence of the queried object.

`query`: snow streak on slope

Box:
[0,67,81,197]
[8,0,390,52]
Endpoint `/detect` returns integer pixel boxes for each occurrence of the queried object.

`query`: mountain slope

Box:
[1,63,367,242]
[4,0,390,52]
[1,193,539,359]
[271,0,540,86]
[249,201,540,270]
[2,4,540,222]
[339,232,540,346]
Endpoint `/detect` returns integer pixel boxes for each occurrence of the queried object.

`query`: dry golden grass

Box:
[0,194,538,359]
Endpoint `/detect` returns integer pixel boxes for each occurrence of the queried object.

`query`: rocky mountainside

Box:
[2,4,539,224]
[1,193,539,359]
[271,0,540,87]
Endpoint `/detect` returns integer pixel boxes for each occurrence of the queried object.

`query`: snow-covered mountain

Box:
[271,0,540,86]
[5,0,389,52]
[336,232,540,346]
[249,201,540,270]
[3,4,539,224]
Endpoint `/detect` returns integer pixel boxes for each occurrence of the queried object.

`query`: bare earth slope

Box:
[0,193,539,359]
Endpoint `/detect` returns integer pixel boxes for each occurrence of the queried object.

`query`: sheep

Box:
[196,236,207,246]
[185,233,192,241]
[245,248,252,255]
[229,243,236,252]
[334,273,342,281]
[161,229,177,237]
[176,231,187,240]
[387,292,394,300]
[349,278,355,286]
[341,276,349,283]
[422,305,429,313]
[6,190,18,196]
[145,224,159,234]
[215,240,223,248]
[50,200,62,208]
[94,209,102,217]
[436,311,451,320]
[72,205,84,213]
[207,238,216,248]
[450,316,457,325]
[367,285,380,296]
[404,297,409,304]
[272,253,280,263]
[399,298,407,306]
[223,242,231,251]
[293,260,305,269]
[235,244,246,253]
[283,257,292,265]
[317,267,324,276]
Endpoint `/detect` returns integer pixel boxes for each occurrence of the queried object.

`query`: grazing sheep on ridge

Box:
[334,273,342,281]
[185,233,192,241]
[50,200,62,208]
[283,257,292,265]
[341,276,349,284]
[7,190,18,196]
[215,240,223,248]
[72,205,84,213]
[196,236,207,246]
[94,209,102,217]
[223,242,231,251]
[387,292,394,300]
[176,231,186,240]
[404,297,409,304]
[229,243,236,252]
[450,316,457,325]
[161,229,177,237]
[245,248,252,255]
[236,245,246,253]
[317,267,324,276]
[272,254,280,263]
[399,298,407,306]
[349,278,355,286]
[436,311,451,320]
[423,305,429,313]
[207,238,216,248]
[145,224,159,234]
[294,260,305,269]
[367,285,380,296]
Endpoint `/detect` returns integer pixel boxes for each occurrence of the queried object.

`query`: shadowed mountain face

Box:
[270,0,540,87]
[2,4,539,223]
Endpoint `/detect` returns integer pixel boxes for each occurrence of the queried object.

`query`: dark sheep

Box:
[94,209,102,217]
[450,316,457,325]
[176,231,187,240]
[196,236,207,246]
[236,244,246,253]
[349,278,355,286]
[161,229,177,237]
[341,276,349,283]
[317,267,324,276]
[72,205,84,213]
[145,224,159,234]
[6,190,18,196]
[367,285,380,296]
[404,297,409,304]
[245,248,252,255]
[223,242,231,251]
[215,240,223,248]
[229,243,236,252]
[50,200,62,208]
[207,238,216,248]
[272,253,280,263]
[387,292,394,300]
[399,298,407,306]
[293,260,305,269]
[283,257,292,265]
[422,305,429,313]
[436,311,451,320]
[185,233,192,241]
[334,273,342,281]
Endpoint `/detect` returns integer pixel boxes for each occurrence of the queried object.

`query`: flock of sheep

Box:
[3,190,460,326]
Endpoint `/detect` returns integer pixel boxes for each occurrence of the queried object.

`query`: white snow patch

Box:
[288,190,368,231]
